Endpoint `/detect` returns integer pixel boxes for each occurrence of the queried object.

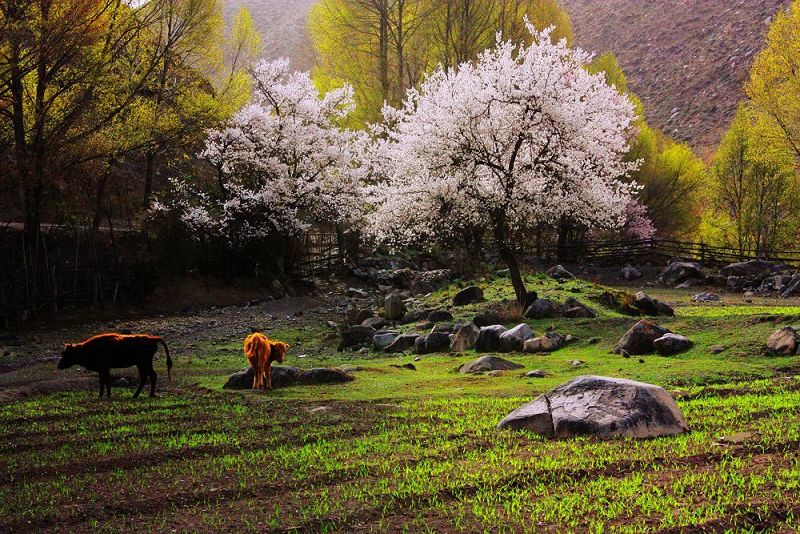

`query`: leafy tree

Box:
[368,27,637,304]
[710,105,798,256]
[746,0,800,162]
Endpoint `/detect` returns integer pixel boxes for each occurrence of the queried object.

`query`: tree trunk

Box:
[143,151,156,209]
[497,242,527,305]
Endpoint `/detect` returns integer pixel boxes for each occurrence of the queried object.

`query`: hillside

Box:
[225,0,789,152]
[561,0,790,153]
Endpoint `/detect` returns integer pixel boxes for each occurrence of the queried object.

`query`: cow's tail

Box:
[156,338,173,382]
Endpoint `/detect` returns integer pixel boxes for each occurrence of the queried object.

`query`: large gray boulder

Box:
[523,333,566,353]
[373,333,398,350]
[781,275,800,298]
[524,299,562,320]
[720,260,777,279]
[767,326,799,355]
[339,325,377,350]
[384,333,419,353]
[451,324,480,352]
[499,324,535,352]
[453,286,484,306]
[614,320,672,355]
[653,333,693,355]
[224,365,302,390]
[414,332,451,355]
[428,310,454,323]
[473,311,503,328]
[459,356,524,374]
[562,297,597,319]
[633,292,674,317]
[475,325,507,352]
[497,376,689,439]
[547,265,575,281]
[384,295,407,321]
[658,262,703,287]
[621,266,643,282]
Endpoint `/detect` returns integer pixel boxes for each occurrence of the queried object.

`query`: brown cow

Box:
[244,332,288,390]
[57,333,173,398]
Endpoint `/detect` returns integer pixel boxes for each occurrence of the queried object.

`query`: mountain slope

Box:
[560,0,789,153]
[225,0,789,152]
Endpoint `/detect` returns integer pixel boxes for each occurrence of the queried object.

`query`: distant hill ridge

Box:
[225,0,790,152]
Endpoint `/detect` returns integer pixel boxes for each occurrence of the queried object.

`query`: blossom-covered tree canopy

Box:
[154,58,367,246]
[367,25,639,302]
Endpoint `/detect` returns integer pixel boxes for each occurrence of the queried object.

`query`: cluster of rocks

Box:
[658,259,800,297]
[767,326,800,355]
[523,296,597,320]
[613,320,693,356]
[597,290,674,317]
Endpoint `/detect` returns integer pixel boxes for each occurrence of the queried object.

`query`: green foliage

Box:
[588,51,628,94]
[308,0,574,126]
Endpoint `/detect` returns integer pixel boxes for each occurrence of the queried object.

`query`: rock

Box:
[428,310,454,323]
[613,320,672,355]
[459,356,524,374]
[728,276,759,292]
[781,275,800,298]
[475,325,508,352]
[399,309,427,324]
[384,333,419,353]
[431,323,454,334]
[709,345,727,354]
[347,287,369,299]
[390,363,417,371]
[338,326,377,350]
[523,299,562,320]
[693,292,722,303]
[658,262,704,287]
[767,326,799,355]
[621,266,643,282]
[451,324,480,352]
[347,308,374,326]
[499,324,535,352]
[384,295,407,321]
[223,365,302,390]
[373,333,398,350]
[497,376,689,439]
[653,334,694,355]
[270,279,283,292]
[675,279,703,289]
[487,370,506,377]
[547,265,575,281]
[409,269,451,294]
[453,286,484,307]
[415,321,435,332]
[720,260,777,278]
[562,297,596,319]
[523,333,566,353]
[570,360,585,368]
[414,332,451,355]
[631,292,674,317]
[522,291,540,309]
[473,311,503,328]
[362,317,388,329]
[298,368,355,385]
[586,337,601,345]
[526,370,547,378]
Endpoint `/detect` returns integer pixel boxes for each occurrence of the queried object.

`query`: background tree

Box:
[368,28,636,304]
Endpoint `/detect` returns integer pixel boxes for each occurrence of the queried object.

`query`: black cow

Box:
[57,333,173,398]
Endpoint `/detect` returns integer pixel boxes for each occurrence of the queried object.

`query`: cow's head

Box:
[270,342,289,364]
[57,344,76,370]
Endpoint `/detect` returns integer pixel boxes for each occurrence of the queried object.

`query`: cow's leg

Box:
[149,369,158,397]
[133,364,147,398]
[98,372,105,398]
[264,363,272,390]
[252,360,260,389]
[101,368,112,398]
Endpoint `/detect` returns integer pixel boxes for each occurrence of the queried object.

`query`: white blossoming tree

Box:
[154,58,367,266]
[367,26,638,304]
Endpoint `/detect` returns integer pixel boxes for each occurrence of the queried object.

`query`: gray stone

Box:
[767,327,799,355]
[613,320,672,355]
[297,368,355,385]
[524,299,562,320]
[453,286,485,307]
[621,266,643,282]
[339,325,377,350]
[486,370,505,377]
[459,356,524,374]
[223,365,302,390]
[431,323,454,334]
[720,260,777,278]
[709,345,727,354]
[473,311,503,328]
[562,297,596,319]
[347,308,374,326]
[497,376,688,439]
[658,262,704,287]
[451,324,480,352]
[547,265,575,281]
[347,287,369,299]
[523,333,566,353]
[362,317,388,329]
[399,309,427,325]
[385,333,419,353]
[384,295,407,321]
[692,292,722,303]
[475,325,508,352]
[781,275,800,298]
[499,323,535,352]
[654,334,693,355]
[633,292,674,317]
[428,310,454,323]
[414,332,451,355]
[373,333,398,350]
[526,369,548,378]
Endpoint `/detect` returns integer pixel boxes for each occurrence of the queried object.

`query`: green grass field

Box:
[3,275,800,532]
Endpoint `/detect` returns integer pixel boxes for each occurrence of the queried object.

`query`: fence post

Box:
[700,242,706,263]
